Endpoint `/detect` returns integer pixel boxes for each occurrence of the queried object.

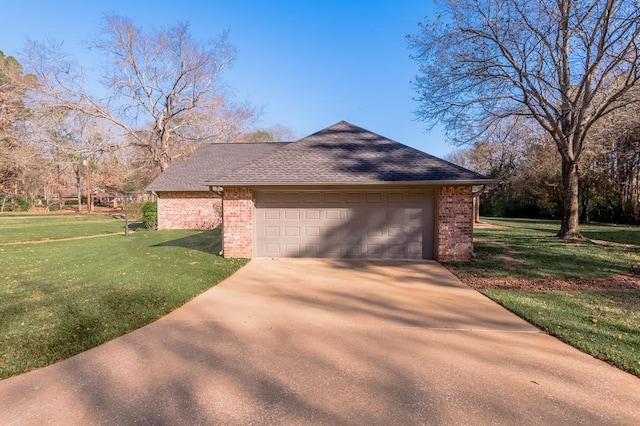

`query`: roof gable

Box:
[208,121,490,185]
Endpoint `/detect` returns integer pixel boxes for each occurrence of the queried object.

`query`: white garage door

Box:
[254,190,434,259]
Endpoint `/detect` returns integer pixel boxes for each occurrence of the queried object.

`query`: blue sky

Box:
[1,1,453,158]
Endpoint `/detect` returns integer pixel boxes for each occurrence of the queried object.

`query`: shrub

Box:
[142,201,157,229]
[13,197,33,212]
[0,196,13,212]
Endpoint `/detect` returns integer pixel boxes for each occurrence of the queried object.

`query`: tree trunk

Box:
[76,168,82,211]
[579,183,589,223]
[473,195,480,223]
[558,158,581,238]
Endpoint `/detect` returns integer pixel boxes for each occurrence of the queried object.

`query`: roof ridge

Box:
[188,121,492,186]
[202,141,292,146]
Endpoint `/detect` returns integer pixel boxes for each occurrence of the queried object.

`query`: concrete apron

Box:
[1,259,638,425]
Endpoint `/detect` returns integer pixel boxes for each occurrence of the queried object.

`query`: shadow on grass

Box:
[462,219,640,278]
[126,222,148,230]
[497,235,633,277]
[581,228,640,247]
[151,229,222,256]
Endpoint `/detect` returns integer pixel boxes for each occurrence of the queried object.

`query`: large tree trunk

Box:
[558,158,581,238]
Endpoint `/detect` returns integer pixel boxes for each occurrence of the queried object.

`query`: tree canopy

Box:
[409,0,640,237]
[27,16,256,173]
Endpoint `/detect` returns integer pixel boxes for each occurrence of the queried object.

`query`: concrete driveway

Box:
[1,259,639,425]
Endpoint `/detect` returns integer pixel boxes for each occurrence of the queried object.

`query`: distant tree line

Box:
[448,96,640,224]
[0,16,293,212]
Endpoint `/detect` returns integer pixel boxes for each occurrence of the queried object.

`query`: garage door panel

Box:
[365,244,384,257]
[345,192,362,203]
[284,244,302,256]
[344,245,362,257]
[283,193,300,203]
[305,209,320,220]
[264,210,280,220]
[324,193,342,203]
[264,226,280,237]
[303,243,321,257]
[407,243,423,257]
[388,192,404,203]
[305,226,321,237]
[304,193,322,203]
[366,192,383,203]
[284,227,300,237]
[255,190,434,259]
[264,243,281,255]
[386,244,407,258]
[325,209,342,220]
[284,210,300,220]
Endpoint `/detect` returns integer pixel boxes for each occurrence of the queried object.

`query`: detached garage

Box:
[199,121,492,262]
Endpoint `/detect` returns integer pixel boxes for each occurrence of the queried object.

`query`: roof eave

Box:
[199,179,495,187]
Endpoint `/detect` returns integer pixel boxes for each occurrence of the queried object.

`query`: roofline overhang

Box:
[199,179,496,187]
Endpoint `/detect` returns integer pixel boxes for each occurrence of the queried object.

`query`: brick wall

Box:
[437,186,473,262]
[157,191,222,230]
[222,187,253,258]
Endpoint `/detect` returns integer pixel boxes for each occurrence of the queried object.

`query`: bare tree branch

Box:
[409,0,640,237]
[26,16,256,173]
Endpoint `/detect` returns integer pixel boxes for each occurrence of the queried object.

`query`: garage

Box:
[254,189,435,259]
[196,121,491,261]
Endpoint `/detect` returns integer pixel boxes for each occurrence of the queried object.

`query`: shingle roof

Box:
[146,142,288,191]
[206,121,491,185]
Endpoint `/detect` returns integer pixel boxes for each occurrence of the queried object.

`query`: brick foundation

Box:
[437,186,473,262]
[156,191,222,230]
[222,187,253,258]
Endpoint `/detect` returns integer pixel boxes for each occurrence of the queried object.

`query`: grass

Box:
[3,215,638,379]
[448,218,640,377]
[0,215,125,244]
[456,218,640,278]
[484,290,640,376]
[0,216,247,379]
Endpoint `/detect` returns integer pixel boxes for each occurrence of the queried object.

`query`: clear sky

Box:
[0,0,453,158]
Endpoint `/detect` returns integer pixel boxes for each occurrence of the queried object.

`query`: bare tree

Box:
[409,0,640,238]
[27,16,255,173]
[39,110,116,211]
[239,124,297,142]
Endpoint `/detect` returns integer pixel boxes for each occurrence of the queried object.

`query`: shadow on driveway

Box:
[0,259,638,424]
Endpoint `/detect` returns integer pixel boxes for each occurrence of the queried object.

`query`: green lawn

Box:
[0,215,125,244]
[448,218,640,377]
[0,216,247,379]
[484,289,639,376]
[457,218,640,278]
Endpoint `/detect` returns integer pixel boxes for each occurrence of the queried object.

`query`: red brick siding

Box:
[157,191,222,230]
[223,187,253,258]
[437,186,473,262]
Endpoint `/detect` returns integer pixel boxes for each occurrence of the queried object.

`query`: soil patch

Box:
[495,241,518,269]
[461,275,640,291]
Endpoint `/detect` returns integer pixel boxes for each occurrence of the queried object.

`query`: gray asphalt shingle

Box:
[207,121,490,185]
[148,121,490,191]
[146,142,288,191]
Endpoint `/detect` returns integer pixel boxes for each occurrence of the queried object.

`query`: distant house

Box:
[147,121,491,261]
